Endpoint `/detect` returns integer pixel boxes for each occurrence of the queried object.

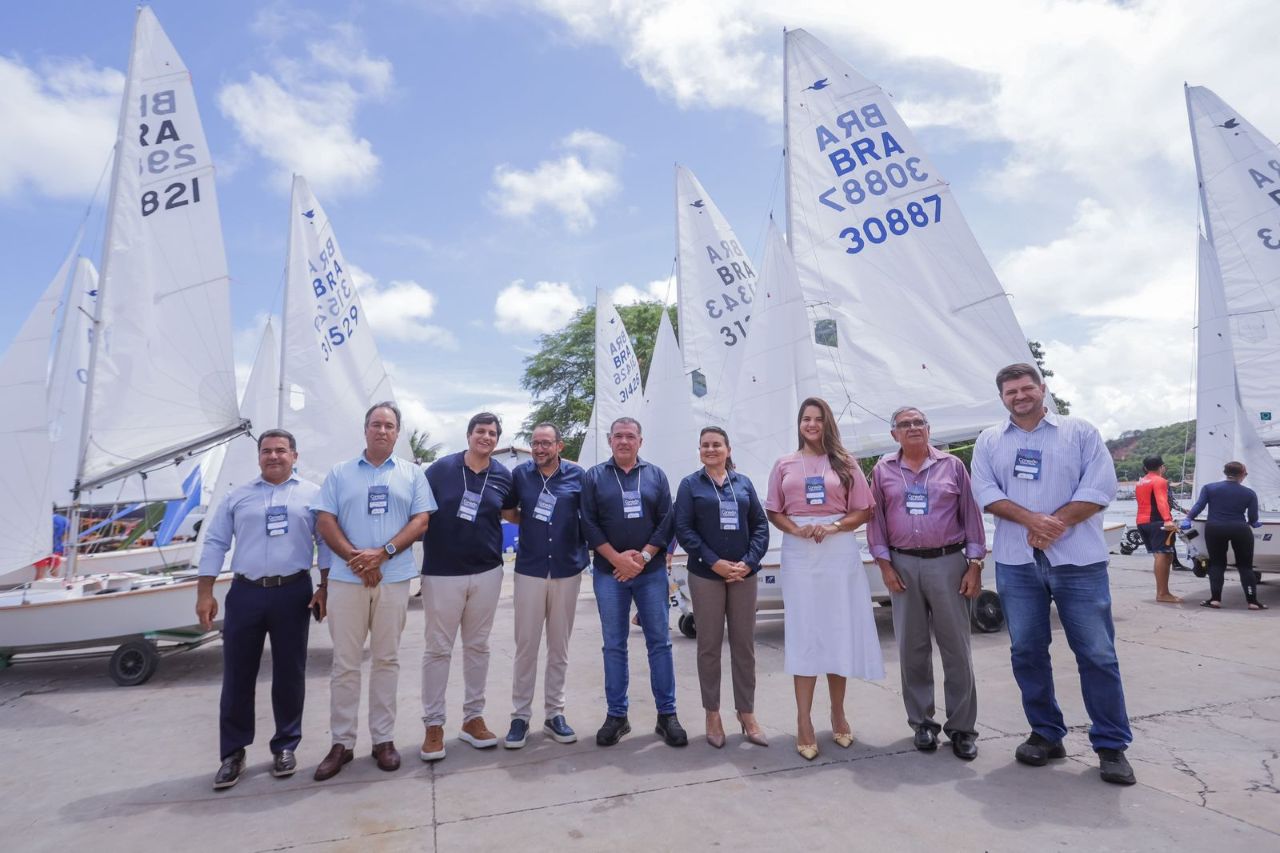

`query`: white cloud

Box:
[384,361,534,454]
[490,130,622,231]
[349,264,456,347]
[218,23,391,196]
[612,277,676,305]
[494,280,585,334]
[0,56,122,199]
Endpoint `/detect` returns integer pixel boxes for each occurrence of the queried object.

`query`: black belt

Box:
[234,572,309,588]
[889,543,965,559]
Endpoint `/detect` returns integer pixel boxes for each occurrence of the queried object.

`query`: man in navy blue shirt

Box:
[580,416,686,747]
[499,422,588,748]
[420,413,516,763]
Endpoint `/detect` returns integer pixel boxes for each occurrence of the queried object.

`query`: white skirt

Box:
[780,515,885,679]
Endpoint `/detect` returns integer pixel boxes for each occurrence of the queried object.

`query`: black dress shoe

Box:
[655,713,689,747]
[272,749,297,778]
[214,748,245,790]
[913,727,938,752]
[950,732,978,761]
[1098,748,1136,785]
[1015,733,1066,767]
[596,715,631,746]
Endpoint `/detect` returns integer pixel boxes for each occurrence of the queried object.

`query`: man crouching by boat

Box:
[196,429,333,790]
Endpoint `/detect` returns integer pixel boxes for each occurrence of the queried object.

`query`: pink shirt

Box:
[765,451,874,517]
[866,446,987,561]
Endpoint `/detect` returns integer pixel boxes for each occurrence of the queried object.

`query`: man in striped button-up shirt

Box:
[971,363,1135,786]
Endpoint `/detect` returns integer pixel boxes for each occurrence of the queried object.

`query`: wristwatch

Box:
[384,542,398,557]
[640,551,652,564]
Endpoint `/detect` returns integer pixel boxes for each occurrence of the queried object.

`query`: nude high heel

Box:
[737,712,769,747]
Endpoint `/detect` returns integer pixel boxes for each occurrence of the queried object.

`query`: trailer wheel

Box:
[109,639,159,687]
[677,614,697,639]
[970,590,1004,634]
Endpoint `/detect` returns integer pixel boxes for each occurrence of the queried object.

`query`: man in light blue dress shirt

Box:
[312,402,436,781]
[196,429,332,790]
[971,363,1135,786]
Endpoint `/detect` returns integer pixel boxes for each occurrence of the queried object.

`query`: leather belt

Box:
[889,543,965,559]
[234,572,309,588]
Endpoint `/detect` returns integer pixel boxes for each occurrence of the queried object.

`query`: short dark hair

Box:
[364,401,401,429]
[1224,461,1246,479]
[1143,455,1164,472]
[995,362,1042,390]
[531,422,562,441]
[257,428,297,451]
[467,411,502,439]
[610,417,642,436]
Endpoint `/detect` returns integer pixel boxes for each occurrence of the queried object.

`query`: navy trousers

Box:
[219,575,312,759]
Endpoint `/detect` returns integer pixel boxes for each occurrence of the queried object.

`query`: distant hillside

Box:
[1107,420,1195,483]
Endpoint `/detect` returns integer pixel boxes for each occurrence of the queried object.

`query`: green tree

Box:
[408,429,441,464]
[1028,339,1071,415]
[520,301,678,459]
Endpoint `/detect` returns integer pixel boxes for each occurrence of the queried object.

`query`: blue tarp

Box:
[155,467,203,546]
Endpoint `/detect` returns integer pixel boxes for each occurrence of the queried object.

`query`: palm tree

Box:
[409,428,442,464]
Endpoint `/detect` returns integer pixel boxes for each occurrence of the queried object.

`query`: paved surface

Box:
[1,553,1277,852]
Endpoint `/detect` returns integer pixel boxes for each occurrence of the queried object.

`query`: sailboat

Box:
[0,8,245,669]
[1184,85,1280,570]
[576,289,643,468]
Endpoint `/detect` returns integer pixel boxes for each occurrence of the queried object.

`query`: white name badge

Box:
[622,489,643,520]
[458,489,481,522]
[1014,449,1042,481]
[804,475,826,506]
[534,491,557,523]
[265,505,289,537]
[719,499,740,531]
[368,485,389,515]
[904,485,929,516]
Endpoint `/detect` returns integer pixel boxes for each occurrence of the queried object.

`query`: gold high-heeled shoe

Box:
[832,728,854,749]
[737,712,769,747]
[796,742,819,761]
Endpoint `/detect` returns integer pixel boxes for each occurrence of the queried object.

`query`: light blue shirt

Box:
[197,475,332,579]
[314,453,437,584]
[971,411,1117,567]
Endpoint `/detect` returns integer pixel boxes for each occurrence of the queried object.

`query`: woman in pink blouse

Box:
[765,397,885,760]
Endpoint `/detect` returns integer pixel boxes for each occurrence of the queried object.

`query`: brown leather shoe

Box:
[372,741,401,772]
[420,725,446,761]
[459,716,499,748]
[313,744,353,781]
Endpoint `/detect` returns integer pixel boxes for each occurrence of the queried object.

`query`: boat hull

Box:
[0,541,198,589]
[1186,519,1280,573]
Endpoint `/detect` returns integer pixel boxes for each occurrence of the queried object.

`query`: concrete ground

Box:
[1,553,1277,852]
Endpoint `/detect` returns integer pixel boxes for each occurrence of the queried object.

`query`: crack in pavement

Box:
[1117,635,1280,673]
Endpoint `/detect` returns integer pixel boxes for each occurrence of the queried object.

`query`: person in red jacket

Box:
[1135,456,1182,604]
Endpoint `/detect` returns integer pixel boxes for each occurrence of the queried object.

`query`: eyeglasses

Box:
[530,440,557,449]
[893,419,928,429]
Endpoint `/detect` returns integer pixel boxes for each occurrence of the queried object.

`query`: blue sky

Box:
[3,0,1279,447]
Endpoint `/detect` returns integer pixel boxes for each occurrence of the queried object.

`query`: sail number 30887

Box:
[840,194,942,255]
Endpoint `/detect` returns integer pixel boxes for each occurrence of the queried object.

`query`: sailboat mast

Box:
[782,28,793,248]
[1185,85,1216,246]
[66,8,141,582]
[277,176,296,429]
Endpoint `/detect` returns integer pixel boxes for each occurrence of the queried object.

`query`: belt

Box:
[234,572,309,588]
[889,543,965,559]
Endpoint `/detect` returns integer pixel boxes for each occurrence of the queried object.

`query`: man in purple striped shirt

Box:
[868,406,986,760]
[970,363,1134,786]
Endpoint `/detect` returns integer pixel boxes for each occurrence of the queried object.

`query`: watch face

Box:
[385,543,397,556]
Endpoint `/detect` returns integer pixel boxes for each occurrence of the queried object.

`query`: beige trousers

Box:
[326,578,412,749]
[420,566,504,727]
[511,572,583,722]
[687,572,759,712]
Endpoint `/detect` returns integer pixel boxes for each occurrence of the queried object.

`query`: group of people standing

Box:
[195,361,1140,791]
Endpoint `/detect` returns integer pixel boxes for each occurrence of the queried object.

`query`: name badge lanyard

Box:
[613,466,644,520]
[1014,426,1046,482]
[716,473,740,531]
[263,480,296,541]
[534,468,559,523]
[459,464,491,523]
[802,454,829,507]
[898,464,931,517]
[368,464,391,517]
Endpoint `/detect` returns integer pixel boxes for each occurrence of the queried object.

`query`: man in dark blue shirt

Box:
[420,413,517,762]
[499,422,588,749]
[580,416,685,747]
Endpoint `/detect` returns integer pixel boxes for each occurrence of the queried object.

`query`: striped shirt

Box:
[970,411,1117,566]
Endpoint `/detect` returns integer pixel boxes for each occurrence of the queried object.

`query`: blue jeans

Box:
[995,553,1132,752]
[593,567,677,717]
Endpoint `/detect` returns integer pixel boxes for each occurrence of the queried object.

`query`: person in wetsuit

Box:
[1183,461,1267,610]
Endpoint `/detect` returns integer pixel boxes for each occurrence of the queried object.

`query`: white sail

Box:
[1186,86,1280,444]
[83,7,240,484]
[581,289,642,467]
[577,402,601,468]
[640,310,700,481]
[675,164,757,419]
[729,221,823,492]
[0,252,74,573]
[282,175,402,482]
[784,29,1031,453]
[1192,235,1280,509]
